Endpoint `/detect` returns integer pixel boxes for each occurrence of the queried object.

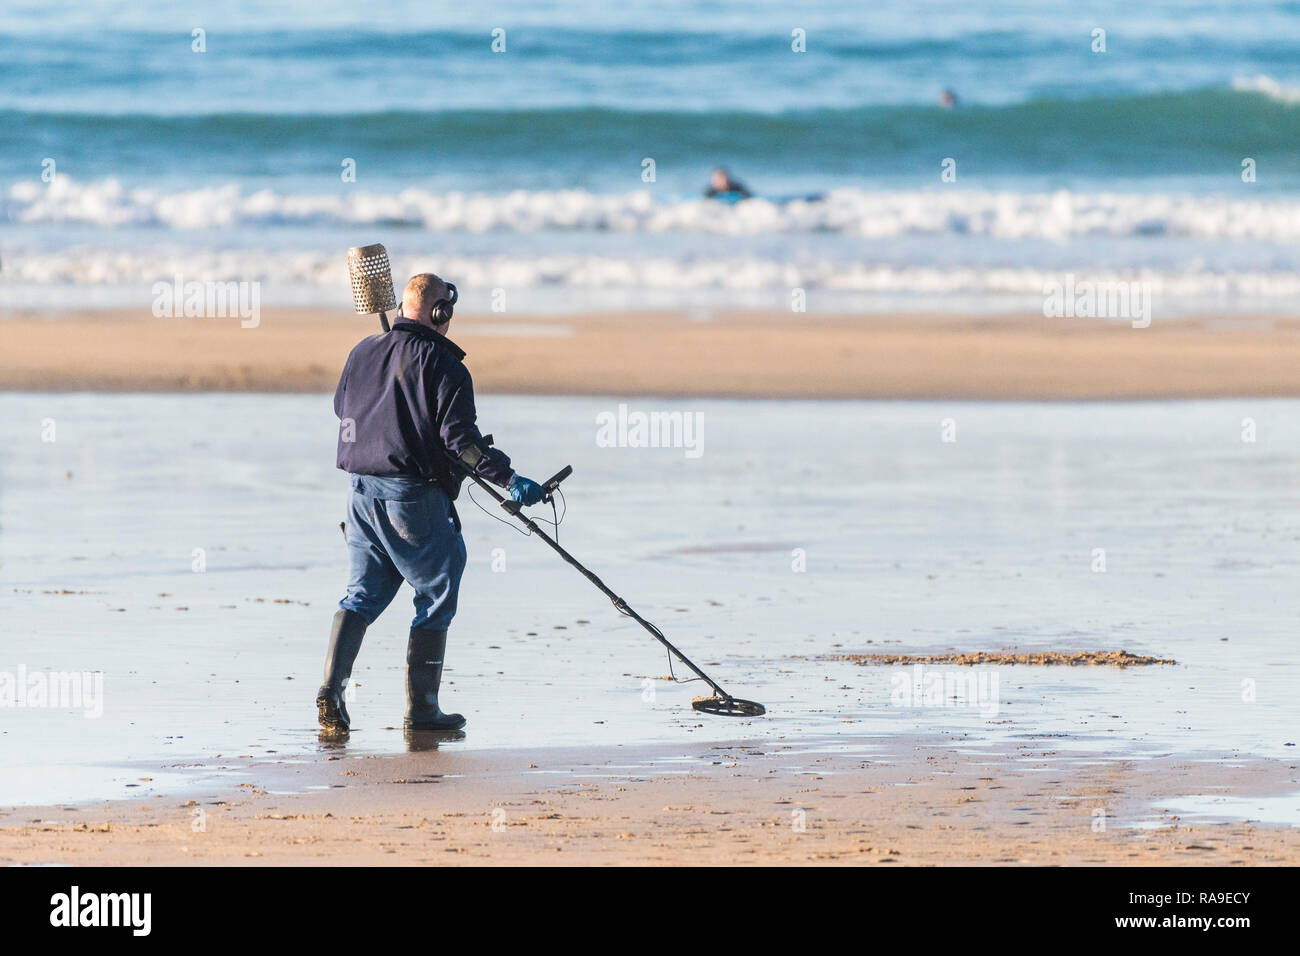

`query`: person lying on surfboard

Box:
[704,167,825,205]
[705,166,752,203]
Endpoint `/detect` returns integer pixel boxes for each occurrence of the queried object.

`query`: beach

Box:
[4,740,1299,866]
[5,308,1300,398]
[6,0,1300,880]
[2,392,1298,864]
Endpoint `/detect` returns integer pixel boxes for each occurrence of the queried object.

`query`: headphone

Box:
[432,282,458,325]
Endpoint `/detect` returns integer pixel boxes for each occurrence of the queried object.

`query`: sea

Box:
[4,0,1300,315]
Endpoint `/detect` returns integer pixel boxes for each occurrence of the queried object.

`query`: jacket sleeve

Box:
[333,349,351,419]
[438,366,515,487]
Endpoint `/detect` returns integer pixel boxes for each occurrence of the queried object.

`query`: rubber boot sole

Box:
[403,714,467,732]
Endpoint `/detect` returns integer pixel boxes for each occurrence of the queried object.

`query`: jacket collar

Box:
[390,319,466,359]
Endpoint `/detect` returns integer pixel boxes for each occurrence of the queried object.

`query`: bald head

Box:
[402,273,453,330]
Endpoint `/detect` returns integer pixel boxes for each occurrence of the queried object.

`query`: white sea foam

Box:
[1231,74,1300,104]
[9,178,1300,241]
[6,246,1300,302]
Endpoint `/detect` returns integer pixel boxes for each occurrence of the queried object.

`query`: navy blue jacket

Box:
[334,320,514,497]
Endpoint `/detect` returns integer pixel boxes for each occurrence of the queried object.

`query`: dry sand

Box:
[2,739,1297,866]
[4,308,1300,398]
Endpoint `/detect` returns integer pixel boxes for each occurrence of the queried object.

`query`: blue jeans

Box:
[339,474,467,631]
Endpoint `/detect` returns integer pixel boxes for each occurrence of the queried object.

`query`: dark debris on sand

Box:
[827,649,1176,667]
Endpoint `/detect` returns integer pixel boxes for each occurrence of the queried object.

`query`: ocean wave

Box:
[4,85,1300,183]
[1231,74,1300,104]
[7,246,1300,300]
[7,178,1300,240]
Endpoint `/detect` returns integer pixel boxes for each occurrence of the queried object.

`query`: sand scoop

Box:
[455,448,766,718]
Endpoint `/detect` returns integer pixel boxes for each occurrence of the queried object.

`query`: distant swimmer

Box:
[705,166,752,203]
[939,88,958,109]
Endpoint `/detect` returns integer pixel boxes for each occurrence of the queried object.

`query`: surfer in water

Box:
[704,167,825,205]
[705,167,752,202]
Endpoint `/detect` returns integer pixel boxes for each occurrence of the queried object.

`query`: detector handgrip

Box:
[542,465,573,502]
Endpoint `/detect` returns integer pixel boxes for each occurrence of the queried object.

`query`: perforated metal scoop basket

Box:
[347,243,397,330]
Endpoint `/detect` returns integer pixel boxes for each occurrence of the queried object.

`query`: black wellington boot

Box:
[404,627,466,731]
[316,609,368,732]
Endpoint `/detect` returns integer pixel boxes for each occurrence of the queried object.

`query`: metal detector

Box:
[455,447,765,718]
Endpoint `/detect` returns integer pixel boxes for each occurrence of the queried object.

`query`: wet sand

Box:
[4,308,1300,398]
[832,650,1178,667]
[4,394,1299,808]
[4,389,1299,864]
[2,738,1298,865]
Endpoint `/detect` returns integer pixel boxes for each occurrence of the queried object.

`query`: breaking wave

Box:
[9,178,1300,241]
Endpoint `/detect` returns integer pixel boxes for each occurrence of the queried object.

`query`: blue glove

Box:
[508,474,545,507]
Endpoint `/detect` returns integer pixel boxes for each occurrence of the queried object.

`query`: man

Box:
[704,166,752,201]
[317,273,545,734]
